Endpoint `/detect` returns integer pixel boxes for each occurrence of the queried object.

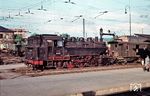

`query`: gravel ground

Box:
[0,63,141,80]
[0,63,25,70]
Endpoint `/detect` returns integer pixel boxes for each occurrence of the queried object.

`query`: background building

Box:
[0,26,27,50]
[0,26,14,49]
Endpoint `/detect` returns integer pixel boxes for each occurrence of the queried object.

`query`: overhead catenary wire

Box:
[0,0,135,22]
[0,0,149,35]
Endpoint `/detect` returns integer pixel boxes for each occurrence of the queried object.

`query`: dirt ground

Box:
[0,51,23,65]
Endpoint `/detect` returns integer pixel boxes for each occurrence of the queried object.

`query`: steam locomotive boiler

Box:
[25,34,107,70]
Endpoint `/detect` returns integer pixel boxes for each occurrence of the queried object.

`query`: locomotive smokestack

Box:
[100,28,103,42]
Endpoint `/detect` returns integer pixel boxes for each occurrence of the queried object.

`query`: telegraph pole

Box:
[83,18,85,38]
[125,0,132,36]
[72,15,86,39]
[129,0,132,36]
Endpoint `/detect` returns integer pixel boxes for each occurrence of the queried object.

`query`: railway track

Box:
[10,63,141,77]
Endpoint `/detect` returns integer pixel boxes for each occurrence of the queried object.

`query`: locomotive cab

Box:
[25,34,65,70]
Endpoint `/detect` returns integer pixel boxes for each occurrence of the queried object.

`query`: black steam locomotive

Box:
[25,34,107,70]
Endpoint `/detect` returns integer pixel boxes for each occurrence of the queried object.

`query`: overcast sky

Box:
[0,0,150,37]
